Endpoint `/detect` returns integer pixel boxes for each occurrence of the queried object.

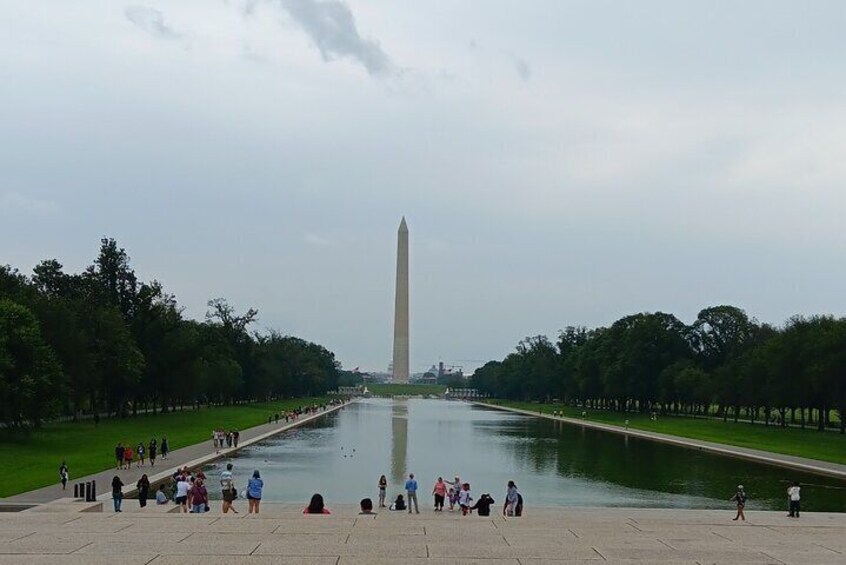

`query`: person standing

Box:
[504,481,519,516]
[447,476,461,511]
[115,443,125,470]
[432,477,447,511]
[405,473,419,514]
[787,482,801,518]
[175,477,190,513]
[730,485,747,521]
[136,474,150,508]
[472,493,495,516]
[247,470,263,514]
[148,439,157,467]
[123,445,133,470]
[137,442,146,467]
[59,461,69,491]
[191,479,209,514]
[378,475,388,508]
[161,437,169,460]
[112,476,124,513]
[458,483,473,516]
[220,463,238,514]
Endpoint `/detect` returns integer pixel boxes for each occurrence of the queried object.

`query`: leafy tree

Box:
[0,300,64,426]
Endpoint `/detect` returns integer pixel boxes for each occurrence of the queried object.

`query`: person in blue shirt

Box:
[247,470,263,514]
[405,473,419,514]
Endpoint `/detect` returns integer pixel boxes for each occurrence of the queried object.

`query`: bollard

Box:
[84,482,91,502]
[73,483,79,498]
[89,480,96,501]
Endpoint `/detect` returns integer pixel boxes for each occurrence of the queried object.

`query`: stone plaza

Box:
[0,503,843,564]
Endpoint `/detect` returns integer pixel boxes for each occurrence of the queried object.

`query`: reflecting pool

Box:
[205,398,846,511]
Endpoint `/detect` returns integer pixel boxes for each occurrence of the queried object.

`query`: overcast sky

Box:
[2,1,846,373]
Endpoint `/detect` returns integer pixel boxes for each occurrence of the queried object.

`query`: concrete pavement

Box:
[0,503,843,564]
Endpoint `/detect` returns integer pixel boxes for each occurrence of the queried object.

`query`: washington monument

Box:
[392,217,410,383]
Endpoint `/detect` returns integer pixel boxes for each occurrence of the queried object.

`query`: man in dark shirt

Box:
[471,494,495,516]
[115,443,125,470]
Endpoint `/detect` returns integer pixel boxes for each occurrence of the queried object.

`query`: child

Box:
[447,477,461,511]
[458,482,472,516]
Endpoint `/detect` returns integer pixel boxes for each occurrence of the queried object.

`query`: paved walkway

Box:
[3,402,351,504]
[0,504,843,564]
[477,402,846,480]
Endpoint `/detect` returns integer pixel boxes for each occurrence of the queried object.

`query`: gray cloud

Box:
[514,57,531,82]
[125,5,182,39]
[277,0,392,76]
[0,192,57,216]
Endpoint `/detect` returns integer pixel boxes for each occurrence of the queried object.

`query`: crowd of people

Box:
[385,473,523,517]
[212,429,240,453]
[106,459,807,522]
[114,438,169,470]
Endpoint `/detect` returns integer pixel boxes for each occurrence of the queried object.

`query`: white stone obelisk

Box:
[392,217,410,383]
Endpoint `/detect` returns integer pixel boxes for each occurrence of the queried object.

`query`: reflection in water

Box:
[211,399,846,510]
[390,400,408,484]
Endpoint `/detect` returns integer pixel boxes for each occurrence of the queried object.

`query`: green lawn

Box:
[366,383,446,397]
[0,398,328,498]
[485,400,846,466]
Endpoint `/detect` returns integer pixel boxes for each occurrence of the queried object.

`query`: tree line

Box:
[469,306,846,433]
[0,238,340,427]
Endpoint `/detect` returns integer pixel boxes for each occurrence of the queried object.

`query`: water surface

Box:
[205,399,846,511]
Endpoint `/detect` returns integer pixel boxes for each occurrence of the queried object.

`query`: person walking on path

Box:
[378,475,387,508]
[137,442,146,467]
[787,482,801,518]
[405,473,419,514]
[233,429,240,448]
[136,474,150,508]
[111,476,124,513]
[220,463,238,514]
[59,461,69,491]
[148,439,157,467]
[123,445,134,470]
[191,479,209,514]
[730,485,748,521]
[161,437,169,460]
[115,443,125,470]
[247,470,263,514]
[504,480,519,517]
[432,477,447,511]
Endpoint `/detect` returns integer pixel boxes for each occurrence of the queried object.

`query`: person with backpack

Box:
[730,485,748,521]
